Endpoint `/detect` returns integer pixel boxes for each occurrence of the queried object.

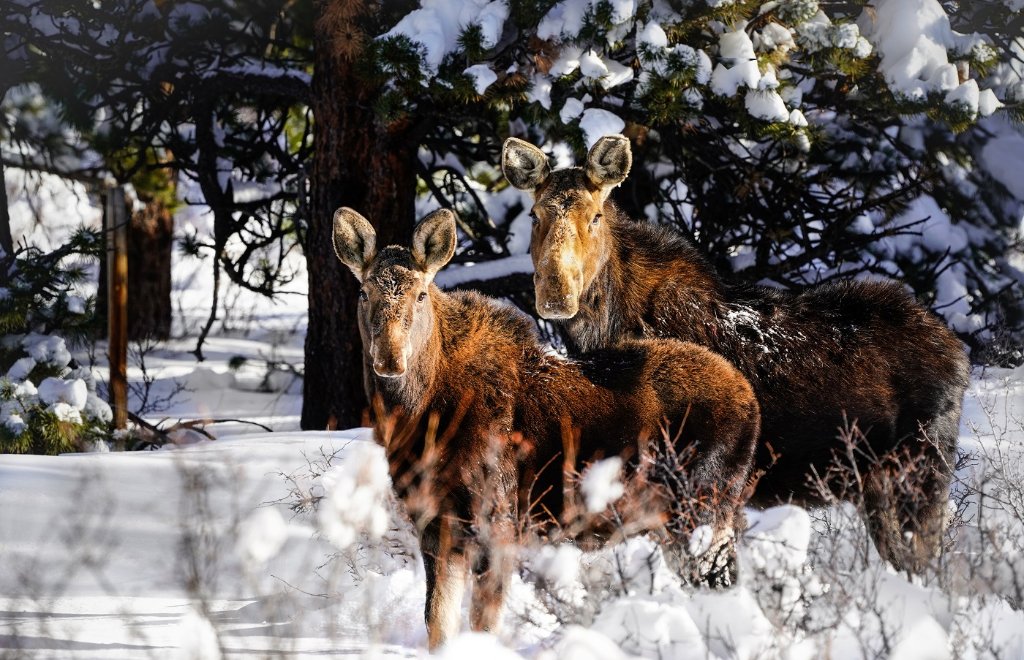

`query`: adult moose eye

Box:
[359,290,368,302]
[417,292,427,303]
[529,210,539,226]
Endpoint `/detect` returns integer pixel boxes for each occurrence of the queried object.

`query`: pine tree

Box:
[5,0,1021,437]
[357,0,1023,364]
[2,0,315,357]
[0,231,112,454]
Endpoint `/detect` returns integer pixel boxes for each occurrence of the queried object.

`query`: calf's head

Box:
[502,135,632,319]
[332,207,457,378]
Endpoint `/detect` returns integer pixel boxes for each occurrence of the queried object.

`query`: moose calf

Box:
[332,207,760,649]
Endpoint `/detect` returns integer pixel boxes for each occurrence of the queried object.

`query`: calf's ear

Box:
[502,137,551,191]
[332,207,377,281]
[586,135,632,200]
[412,209,457,281]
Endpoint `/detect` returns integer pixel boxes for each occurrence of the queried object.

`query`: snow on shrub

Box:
[317,441,392,550]
[531,544,582,590]
[236,506,289,568]
[372,0,1024,364]
[175,606,222,660]
[742,505,812,578]
[584,535,675,598]
[552,626,630,660]
[436,632,522,660]
[526,543,585,605]
[0,230,110,454]
[686,524,714,558]
[580,456,625,513]
[593,597,709,658]
[1,333,111,454]
[685,588,779,658]
[739,505,825,626]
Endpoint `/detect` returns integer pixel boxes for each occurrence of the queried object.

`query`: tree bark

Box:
[302,0,419,430]
[127,198,173,340]
[0,84,12,258]
[0,153,13,257]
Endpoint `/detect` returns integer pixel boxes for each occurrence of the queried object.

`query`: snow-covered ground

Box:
[3,169,1024,659]
[1,341,1023,658]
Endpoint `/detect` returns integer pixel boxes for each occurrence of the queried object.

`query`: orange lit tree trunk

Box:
[302,0,420,430]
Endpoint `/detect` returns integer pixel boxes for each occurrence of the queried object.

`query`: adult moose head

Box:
[503,135,631,320]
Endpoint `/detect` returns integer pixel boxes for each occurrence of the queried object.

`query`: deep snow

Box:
[1,316,1022,658]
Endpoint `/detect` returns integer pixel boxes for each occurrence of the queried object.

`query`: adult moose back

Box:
[503,135,970,573]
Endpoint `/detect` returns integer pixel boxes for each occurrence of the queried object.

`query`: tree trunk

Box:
[0,154,13,257]
[127,198,173,340]
[302,0,419,430]
[0,84,12,258]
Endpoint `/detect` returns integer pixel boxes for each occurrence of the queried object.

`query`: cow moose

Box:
[502,135,970,574]
[332,206,760,649]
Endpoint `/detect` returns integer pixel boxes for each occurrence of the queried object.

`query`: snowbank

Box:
[1,365,1022,658]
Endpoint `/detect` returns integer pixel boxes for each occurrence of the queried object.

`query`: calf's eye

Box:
[591,213,602,225]
[417,292,427,303]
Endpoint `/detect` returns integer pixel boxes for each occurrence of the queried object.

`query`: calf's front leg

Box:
[469,518,515,634]
[421,516,469,650]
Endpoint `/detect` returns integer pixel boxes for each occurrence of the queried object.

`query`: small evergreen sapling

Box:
[0,230,112,454]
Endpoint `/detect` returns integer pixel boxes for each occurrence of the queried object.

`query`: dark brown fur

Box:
[503,136,971,575]
[332,207,760,649]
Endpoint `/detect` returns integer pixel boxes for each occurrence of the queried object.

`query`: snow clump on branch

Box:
[385,0,509,72]
[580,456,625,513]
[318,442,392,550]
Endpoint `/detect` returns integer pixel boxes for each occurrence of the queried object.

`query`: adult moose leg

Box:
[865,402,961,574]
[648,346,760,588]
[856,408,960,575]
[655,450,750,588]
[657,496,743,588]
[421,515,469,650]
[469,515,516,634]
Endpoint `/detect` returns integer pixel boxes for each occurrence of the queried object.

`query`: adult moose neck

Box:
[572,208,728,352]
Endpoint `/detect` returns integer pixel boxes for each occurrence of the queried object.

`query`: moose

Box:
[332,206,761,649]
[502,135,970,574]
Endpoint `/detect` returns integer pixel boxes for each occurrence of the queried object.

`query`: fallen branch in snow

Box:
[127,411,274,448]
[270,574,330,599]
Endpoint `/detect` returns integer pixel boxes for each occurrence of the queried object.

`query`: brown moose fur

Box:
[332,207,760,649]
[503,135,971,575]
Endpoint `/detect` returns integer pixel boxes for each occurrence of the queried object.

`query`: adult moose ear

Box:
[412,209,457,281]
[585,135,632,201]
[502,137,551,191]
[332,207,377,281]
